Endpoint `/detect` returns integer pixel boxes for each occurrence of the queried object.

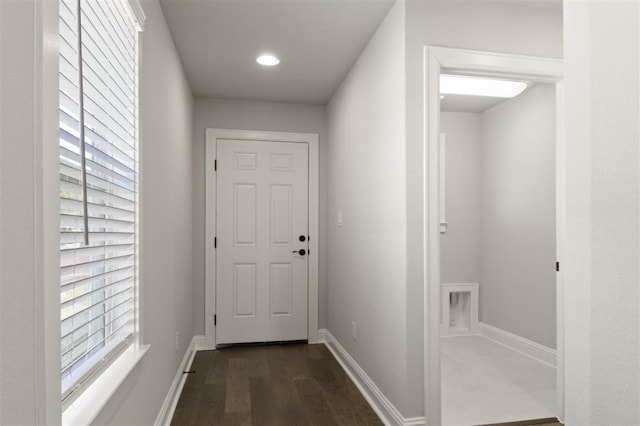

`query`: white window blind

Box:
[59,0,141,402]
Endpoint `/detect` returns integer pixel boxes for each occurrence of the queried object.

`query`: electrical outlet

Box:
[352,321,357,341]
[175,331,179,351]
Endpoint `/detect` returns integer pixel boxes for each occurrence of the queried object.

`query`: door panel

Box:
[233,263,257,317]
[270,263,292,316]
[271,185,293,245]
[234,184,257,245]
[216,139,309,344]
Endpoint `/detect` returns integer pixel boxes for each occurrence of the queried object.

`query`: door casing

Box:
[423,46,564,425]
[204,128,320,349]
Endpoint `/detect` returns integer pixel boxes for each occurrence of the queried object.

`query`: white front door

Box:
[215,139,309,344]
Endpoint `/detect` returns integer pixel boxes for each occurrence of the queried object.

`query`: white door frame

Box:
[423,46,564,425]
[204,128,320,349]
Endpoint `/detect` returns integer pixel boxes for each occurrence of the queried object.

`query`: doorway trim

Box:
[422,46,564,425]
[204,128,320,349]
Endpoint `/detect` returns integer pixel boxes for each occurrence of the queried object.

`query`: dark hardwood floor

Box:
[171,343,384,425]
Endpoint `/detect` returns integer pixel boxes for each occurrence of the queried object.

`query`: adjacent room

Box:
[439,75,558,425]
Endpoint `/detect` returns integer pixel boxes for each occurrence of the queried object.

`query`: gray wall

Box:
[480,84,557,349]
[191,98,328,333]
[564,1,640,423]
[440,113,482,284]
[0,1,60,423]
[327,1,422,417]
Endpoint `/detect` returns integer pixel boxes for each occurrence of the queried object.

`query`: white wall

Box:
[327,0,422,417]
[440,112,482,283]
[92,0,195,423]
[192,98,328,334]
[407,1,563,61]
[0,3,40,423]
[480,84,556,349]
[1,0,195,424]
[0,1,60,424]
[564,0,640,424]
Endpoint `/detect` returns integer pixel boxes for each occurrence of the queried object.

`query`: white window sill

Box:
[62,344,150,426]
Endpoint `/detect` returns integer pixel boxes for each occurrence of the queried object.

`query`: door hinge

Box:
[556,261,560,272]
[214,237,217,248]
[215,159,217,171]
[214,314,217,326]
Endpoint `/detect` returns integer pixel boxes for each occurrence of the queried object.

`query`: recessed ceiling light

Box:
[440,74,527,98]
[257,54,280,66]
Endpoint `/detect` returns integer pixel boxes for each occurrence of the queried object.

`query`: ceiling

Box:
[440,94,508,113]
[159,0,394,104]
[159,0,560,106]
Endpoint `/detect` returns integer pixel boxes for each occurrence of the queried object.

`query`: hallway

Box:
[3,0,640,424]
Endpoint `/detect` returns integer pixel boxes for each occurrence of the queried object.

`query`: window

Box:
[58,0,143,403]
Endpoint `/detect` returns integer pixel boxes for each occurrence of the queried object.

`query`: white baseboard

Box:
[478,322,556,368]
[314,328,328,343]
[322,329,426,426]
[306,327,325,344]
[194,336,210,351]
[154,335,205,426]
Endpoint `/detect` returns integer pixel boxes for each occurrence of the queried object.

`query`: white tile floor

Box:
[441,335,556,426]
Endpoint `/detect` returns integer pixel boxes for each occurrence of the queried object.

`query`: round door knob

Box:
[292,249,306,256]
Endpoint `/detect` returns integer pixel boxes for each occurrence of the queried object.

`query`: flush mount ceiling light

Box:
[256,54,280,66]
[440,74,527,98]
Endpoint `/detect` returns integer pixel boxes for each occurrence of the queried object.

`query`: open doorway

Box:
[439,75,557,425]
[425,47,564,424]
